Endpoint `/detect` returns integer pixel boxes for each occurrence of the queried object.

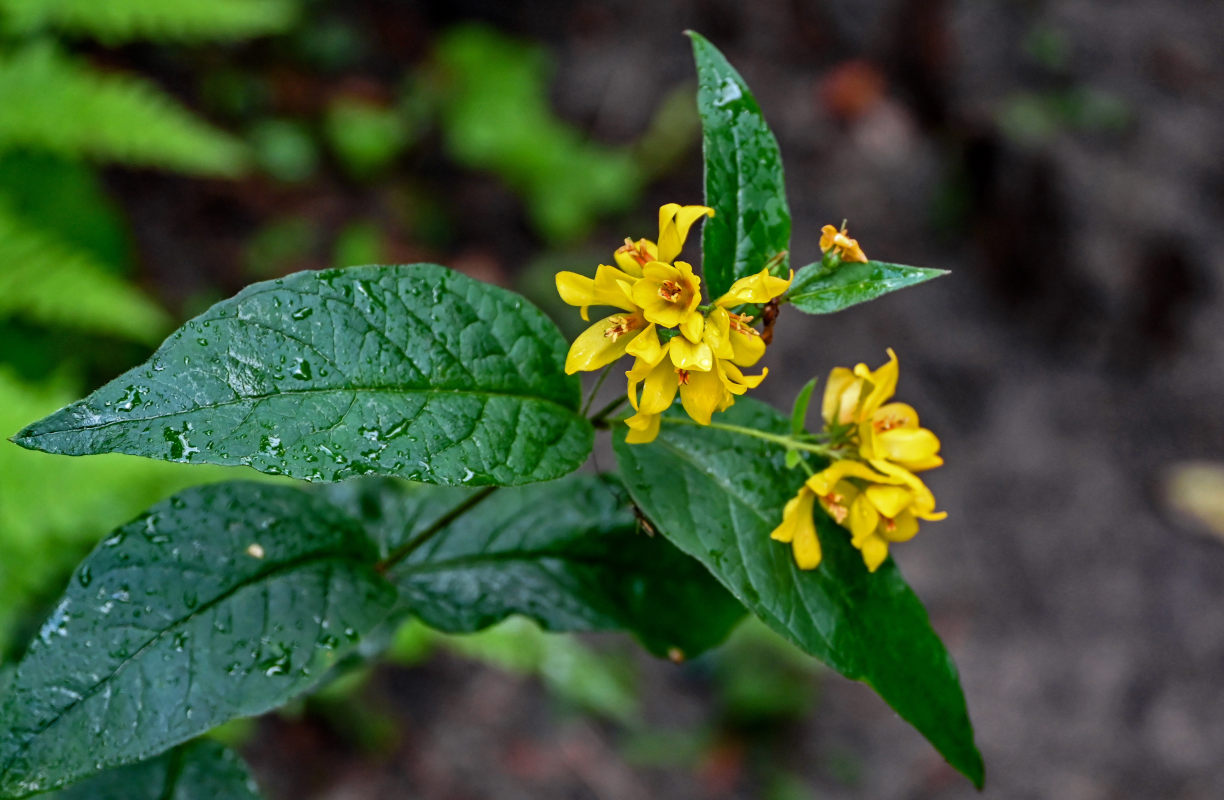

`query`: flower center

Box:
[676,369,691,385]
[822,492,848,524]
[658,279,683,302]
[873,413,905,433]
[616,238,651,266]
[728,312,760,337]
[603,315,640,341]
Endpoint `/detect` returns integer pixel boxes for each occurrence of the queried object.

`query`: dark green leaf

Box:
[0,482,394,797]
[790,376,818,437]
[689,31,791,300]
[613,400,983,786]
[320,474,745,659]
[14,264,593,487]
[44,739,263,800]
[788,259,948,315]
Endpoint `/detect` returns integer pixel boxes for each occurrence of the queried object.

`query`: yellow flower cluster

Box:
[771,350,946,572]
[555,203,791,443]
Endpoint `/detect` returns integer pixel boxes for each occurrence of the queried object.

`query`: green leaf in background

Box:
[787,260,948,315]
[433,25,641,243]
[43,739,263,800]
[0,482,393,797]
[0,44,248,175]
[0,0,295,43]
[389,617,640,724]
[0,369,238,660]
[0,202,168,344]
[321,474,745,659]
[14,264,593,487]
[612,399,983,787]
[689,31,791,300]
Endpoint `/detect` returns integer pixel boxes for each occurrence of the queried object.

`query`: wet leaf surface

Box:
[321,474,746,659]
[788,259,948,315]
[613,399,984,787]
[690,32,791,300]
[43,739,263,800]
[14,264,592,486]
[0,483,393,797]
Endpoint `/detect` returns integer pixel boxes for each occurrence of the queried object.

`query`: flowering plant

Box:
[1,32,980,797]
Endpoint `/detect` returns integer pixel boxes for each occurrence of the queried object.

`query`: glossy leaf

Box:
[14,264,593,487]
[788,259,948,315]
[0,483,395,797]
[44,739,263,800]
[690,31,791,300]
[321,474,745,659]
[613,400,983,786]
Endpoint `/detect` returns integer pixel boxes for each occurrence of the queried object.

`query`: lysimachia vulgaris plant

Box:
[0,32,980,798]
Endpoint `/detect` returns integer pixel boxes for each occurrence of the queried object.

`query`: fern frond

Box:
[0,0,296,43]
[0,201,169,343]
[0,44,249,174]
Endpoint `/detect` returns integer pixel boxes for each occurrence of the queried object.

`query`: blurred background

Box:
[2,0,1223,797]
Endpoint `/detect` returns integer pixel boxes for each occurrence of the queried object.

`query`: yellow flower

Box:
[769,486,822,569]
[775,459,945,572]
[820,224,868,263]
[614,203,713,274]
[618,323,768,444]
[630,260,705,342]
[564,311,648,375]
[713,266,792,309]
[820,349,941,471]
[555,263,640,322]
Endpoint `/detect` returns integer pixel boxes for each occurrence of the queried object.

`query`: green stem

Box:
[589,393,628,426]
[376,486,498,573]
[580,366,612,416]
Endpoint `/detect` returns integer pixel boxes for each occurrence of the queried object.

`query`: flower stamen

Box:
[658,280,683,302]
[603,315,640,341]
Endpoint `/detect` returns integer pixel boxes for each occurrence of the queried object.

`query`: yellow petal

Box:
[556,267,637,321]
[729,326,765,367]
[624,411,661,444]
[639,357,680,415]
[859,535,889,572]
[821,367,862,426]
[703,307,735,360]
[867,460,942,518]
[864,483,914,519]
[719,361,767,395]
[880,511,920,543]
[849,494,880,545]
[564,313,645,374]
[714,267,792,307]
[625,324,666,366]
[792,525,822,570]
[679,310,705,343]
[613,238,656,275]
[656,203,714,264]
[770,488,812,543]
[854,348,899,418]
[878,427,943,471]
[678,366,724,425]
[805,460,894,496]
[669,336,714,372]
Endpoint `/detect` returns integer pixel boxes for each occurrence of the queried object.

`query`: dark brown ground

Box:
[108,1,1224,797]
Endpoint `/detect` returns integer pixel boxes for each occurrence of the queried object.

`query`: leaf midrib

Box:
[19,386,582,440]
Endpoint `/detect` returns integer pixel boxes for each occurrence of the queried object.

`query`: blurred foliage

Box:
[997,86,1130,145]
[389,617,639,724]
[324,97,414,180]
[428,25,643,243]
[0,0,295,43]
[0,368,239,663]
[0,199,168,342]
[0,43,249,173]
[0,0,294,663]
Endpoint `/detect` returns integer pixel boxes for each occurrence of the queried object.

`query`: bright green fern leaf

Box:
[0,0,296,43]
[0,201,169,343]
[0,44,248,174]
